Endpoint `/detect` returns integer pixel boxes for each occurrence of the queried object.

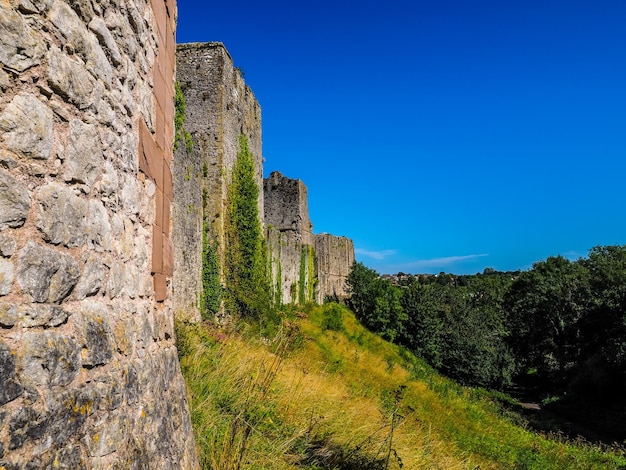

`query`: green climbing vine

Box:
[174,82,193,152]
[200,221,221,319]
[298,245,316,304]
[307,245,316,302]
[224,135,271,318]
[299,247,307,304]
[267,229,283,307]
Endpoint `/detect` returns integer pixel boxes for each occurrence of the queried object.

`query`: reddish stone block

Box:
[151,0,167,48]
[162,235,174,276]
[164,122,174,161]
[155,100,166,152]
[138,120,152,180]
[162,193,171,233]
[138,119,164,188]
[153,68,167,120]
[152,225,163,274]
[155,187,164,230]
[164,90,175,159]
[154,273,167,302]
[165,22,176,72]
[163,161,172,200]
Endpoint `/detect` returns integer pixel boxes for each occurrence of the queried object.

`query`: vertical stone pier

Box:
[0,0,198,467]
[173,42,263,319]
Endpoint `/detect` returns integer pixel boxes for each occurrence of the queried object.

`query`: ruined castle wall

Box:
[264,171,313,245]
[315,234,355,303]
[266,228,316,305]
[173,42,262,318]
[264,171,315,304]
[0,1,198,467]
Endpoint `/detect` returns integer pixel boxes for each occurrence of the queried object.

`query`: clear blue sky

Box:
[176,0,626,275]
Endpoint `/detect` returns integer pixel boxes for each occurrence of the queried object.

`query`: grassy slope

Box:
[176,304,626,469]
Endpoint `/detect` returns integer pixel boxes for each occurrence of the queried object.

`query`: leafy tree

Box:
[439,285,515,388]
[200,223,221,318]
[577,245,626,398]
[345,262,406,342]
[399,281,445,368]
[505,255,590,384]
[224,136,270,318]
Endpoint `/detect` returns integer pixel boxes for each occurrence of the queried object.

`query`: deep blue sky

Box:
[176,0,626,275]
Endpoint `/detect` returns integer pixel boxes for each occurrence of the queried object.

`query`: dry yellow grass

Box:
[176,304,626,469]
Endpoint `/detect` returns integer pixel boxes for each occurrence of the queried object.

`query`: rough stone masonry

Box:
[0,0,198,468]
[173,43,355,314]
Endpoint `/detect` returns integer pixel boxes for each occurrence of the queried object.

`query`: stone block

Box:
[0,149,19,170]
[0,234,17,257]
[120,174,141,218]
[16,242,81,303]
[0,67,9,90]
[88,16,122,66]
[0,301,18,327]
[163,193,171,233]
[0,93,53,160]
[63,119,103,188]
[8,406,48,451]
[163,161,173,200]
[138,119,163,188]
[37,182,88,247]
[48,46,98,110]
[162,235,173,276]
[151,226,163,274]
[151,0,168,47]
[42,443,85,470]
[0,258,15,296]
[0,2,46,72]
[74,301,114,367]
[155,99,166,152]
[0,341,23,406]
[48,0,112,87]
[106,260,125,299]
[18,303,69,328]
[67,0,95,22]
[154,273,167,302]
[18,330,81,387]
[0,170,31,230]
[83,409,128,458]
[86,199,113,252]
[74,252,107,300]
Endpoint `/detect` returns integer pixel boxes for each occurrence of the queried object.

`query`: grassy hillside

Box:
[176,303,626,469]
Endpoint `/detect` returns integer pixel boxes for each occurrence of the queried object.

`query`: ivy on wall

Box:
[200,221,221,318]
[268,230,283,307]
[174,82,193,152]
[224,135,271,318]
[308,245,316,302]
[298,245,316,304]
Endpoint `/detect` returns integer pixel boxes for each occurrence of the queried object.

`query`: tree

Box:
[345,262,406,342]
[399,281,445,368]
[224,136,270,318]
[505,256,590,384]
[578,245,626,398]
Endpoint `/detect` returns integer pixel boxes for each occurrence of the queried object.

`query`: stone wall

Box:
[315,234,355,303]
[265,171,314,304]
[264,171,353,305]
[264,171,313,245]
[0,0,198,468]
[173,42,263,319]
[172,43,354,311]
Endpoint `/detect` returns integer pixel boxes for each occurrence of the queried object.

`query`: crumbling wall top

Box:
[264,171,312,240]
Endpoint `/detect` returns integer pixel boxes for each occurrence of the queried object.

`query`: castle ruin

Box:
[0,6,353,468]
[173,42,354,314]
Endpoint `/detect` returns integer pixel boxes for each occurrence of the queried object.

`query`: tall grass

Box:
[176,304,626,469]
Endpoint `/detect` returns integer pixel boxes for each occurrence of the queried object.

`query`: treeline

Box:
[346,245,626,405]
